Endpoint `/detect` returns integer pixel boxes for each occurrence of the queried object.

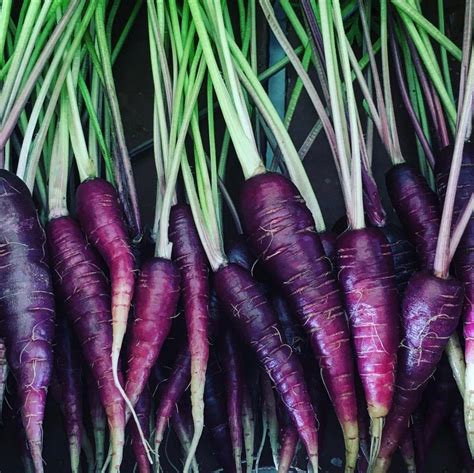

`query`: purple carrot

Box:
[379,224,418,295]
[335,227,400,460]
[399,427,416,473]
[169,203,210,470]
[76,178,135,392]
[0,170,55,473]
[436,142,474,446]
[218,324,244,473]
[47,216,125,471]
[205,349,237,473]
[214,262,319,471]
[276,397,299,473]
[130,385,151,473]
[86,373,107,473]
[154,345,191,461]
[319,231,338,261]
[373,272,464,472]
[239,172,357,469]
[124,257,180,414]
[0,337,7,423]
[54,315,83,473]
[356,383,370,473]
[386,164,441,271]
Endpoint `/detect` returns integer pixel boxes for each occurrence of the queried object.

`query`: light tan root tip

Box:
[307,455,319,473]
[370,456,390,473]
[343,425,359,471]
[368,417,384,470]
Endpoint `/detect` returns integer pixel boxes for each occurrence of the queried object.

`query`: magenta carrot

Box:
[214,262,319,471]
[218,325,244,473]
[335,227,400,457]
[54,315,83,473]
[130,386,151,473]
[154,345,191,460]
[319,230,338,261]
[47,216,125,472]
[239,173,357,468]
[373,272,464,472]
[76,178,135,392]
[205,349,237,473]
[0,337,7,423]
[436,142,474,444]
[86,373,107,473]
[0,170,55,473]
[124,257,180,413]
[169,203,210,468]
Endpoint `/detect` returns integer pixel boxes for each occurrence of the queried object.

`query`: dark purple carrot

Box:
[169,203,210,471]
[412,409,425,473]
[130,386,151,473]
[276,397,299,473]
[335,227,400,461]
[86,373,107,473]
[205,349,237,473]
[218,325,244,473]
[154,345,191,461]
[356,382,370,472]
[379,224,418,295]
[54,315,83,473]
[436,142,474,446]
[399,427,416,473]
[239,172,357,469]
[76,178,135,393]
[124,257,180,414]
[373,272,464,472]
[0,170,55,473]
[449,398,474,473]
[0,337,7,423]
[319,230,338,261]
[214,262,319,471]
[423,356,456,448]
[386,164,441,271]
[47,216,125,472]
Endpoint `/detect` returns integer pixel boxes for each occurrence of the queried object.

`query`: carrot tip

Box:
[368,417,384,468]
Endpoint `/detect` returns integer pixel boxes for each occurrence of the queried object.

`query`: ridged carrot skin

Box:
[0,337,7,422]
[379,224,418,295]
[335,228,399,422]
[130,385,151,473]
[239,172,357,469]
[374,272,464,472]
[54,315,83,473]
[154,345,191,452]
[214,262,318,471]
[76,178,135,381]
[205,349,237,473]
[169,204,210,470]
[436,143,474,451]
[386,164,440,271]
[47,216,125,472]
[0,170,55,473]
[125,257,180,412]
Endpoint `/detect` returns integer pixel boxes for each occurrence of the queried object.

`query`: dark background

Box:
[0,1,468,472]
